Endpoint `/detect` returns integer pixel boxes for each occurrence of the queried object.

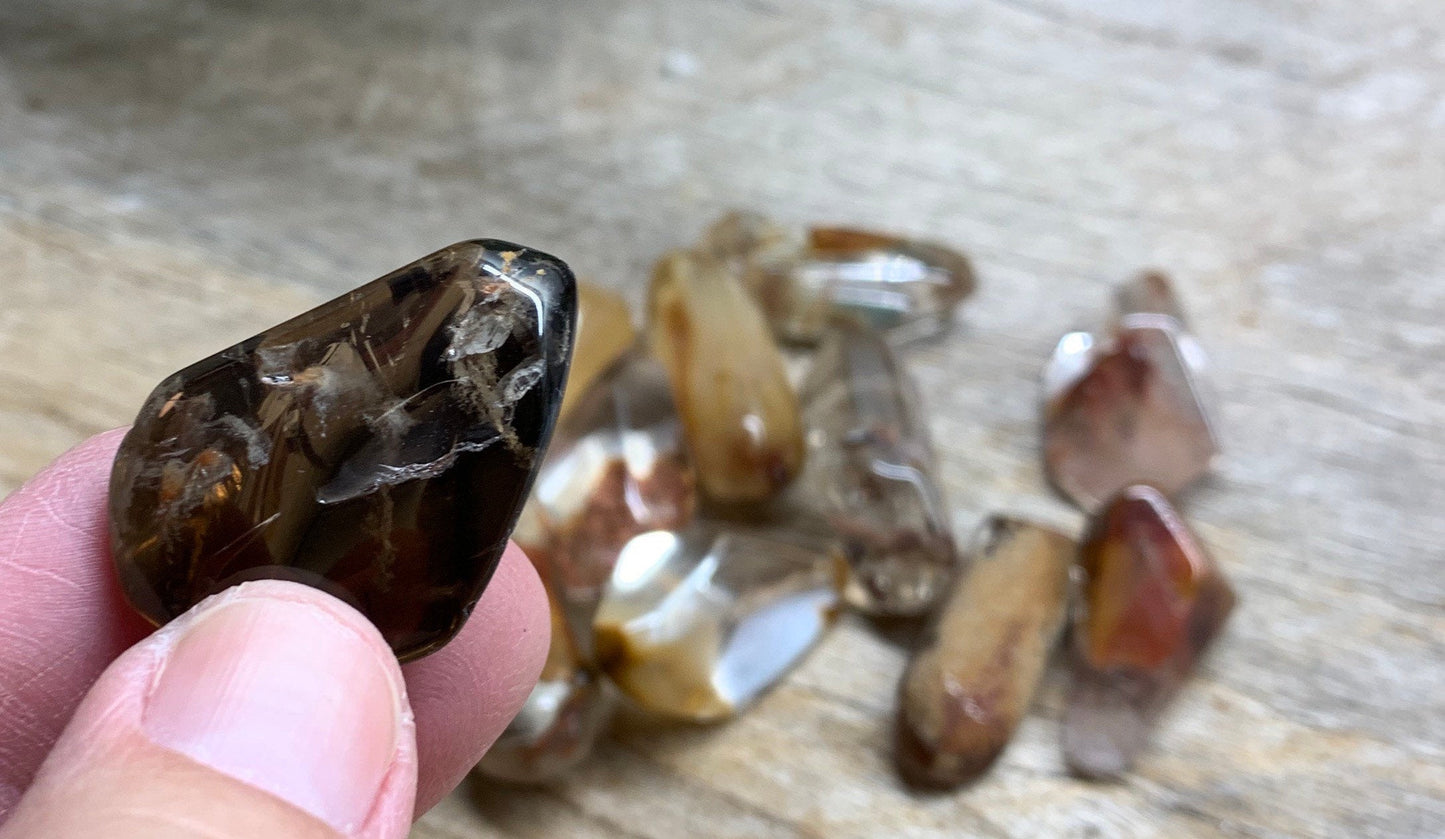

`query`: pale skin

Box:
[0,430,551,838]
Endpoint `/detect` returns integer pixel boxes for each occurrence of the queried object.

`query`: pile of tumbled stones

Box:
[474,213,1235,789]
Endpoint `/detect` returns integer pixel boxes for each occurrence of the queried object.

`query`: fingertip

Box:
[0,428,127,529]
[403,541,550,812]
[488,540,553,666]
[0,427,149,813]
[23,427,128,488]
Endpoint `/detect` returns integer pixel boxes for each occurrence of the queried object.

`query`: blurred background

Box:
[1,1,1441,836]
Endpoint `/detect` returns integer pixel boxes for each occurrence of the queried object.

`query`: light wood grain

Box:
[1,1,1442,836]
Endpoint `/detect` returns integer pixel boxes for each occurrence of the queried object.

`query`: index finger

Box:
[0,429,151,816]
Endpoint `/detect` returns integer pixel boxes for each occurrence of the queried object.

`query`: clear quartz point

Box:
[593,523,846,721]
[705,212,976,346]
[798,317,957,616]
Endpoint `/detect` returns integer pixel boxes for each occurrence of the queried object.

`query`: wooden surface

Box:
[1,1,1442,836]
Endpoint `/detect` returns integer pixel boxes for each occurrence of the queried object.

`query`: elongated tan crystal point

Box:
[559,282,637,421]
[799,317,957,615]
[647,249,806,505]
[896,517,1074,788]
[1063,485,1236,779]
[594,524,845,721]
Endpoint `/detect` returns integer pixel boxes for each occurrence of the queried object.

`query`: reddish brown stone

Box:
[1063,485,1236,779]
[1043,317,1217,512]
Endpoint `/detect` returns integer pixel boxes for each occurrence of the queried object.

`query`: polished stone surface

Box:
[594,523,846,721]
[109,241,576,660]
[798,317,957,615]
[705,212,976,345]
[558,282,637,422]
[512,350,695,657]
[647,248,805,505]
[896,517,1074,788]
[1042,316,1218,511]
[1063,485,1236,779]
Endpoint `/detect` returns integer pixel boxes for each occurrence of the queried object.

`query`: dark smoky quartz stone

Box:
[109,241,576,660]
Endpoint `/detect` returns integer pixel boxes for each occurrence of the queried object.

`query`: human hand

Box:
[0,430,550,838]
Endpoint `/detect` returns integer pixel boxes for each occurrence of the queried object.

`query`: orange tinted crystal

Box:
[1077,486,1227,671]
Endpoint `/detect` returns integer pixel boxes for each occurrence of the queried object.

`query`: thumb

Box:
[1,580,417,839]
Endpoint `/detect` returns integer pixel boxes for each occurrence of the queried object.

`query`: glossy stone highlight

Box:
[648,248,806,505]
[799,318,957,616]
[512,350,695,657]
[705,212,976,345]
[1042,331,1098,407]
[1063,485,1236,779]
[1042,316,1218,511]
[109,241,576,661]
[594,523,846,721]
[475,598,614,783]
[896,517,1074,788]
[559,282,636,421]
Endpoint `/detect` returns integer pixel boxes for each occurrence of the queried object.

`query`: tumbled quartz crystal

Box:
[475,598,614,783]
[593,523,846,721]
[704,212,976,345]
[798,317,957,616]
[1063,485,1236,779]
[558,282,636,421]
[1042,315,1218,512]
[648,248,806,505]
[896,517,1074,788]
[512,350,696,657]
[109,241,575,661]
